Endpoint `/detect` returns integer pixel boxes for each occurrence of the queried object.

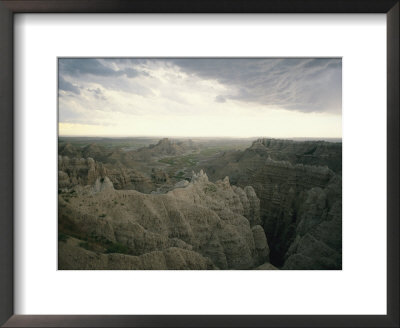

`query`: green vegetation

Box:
[58,233,69,243]
[59,214,132,255]
[60,189,77,203]
[303,146,317,155]
[99,213,106,218]
[79,241,90,249]
[58,137,159,150]
[199,147,224,156]
[174,171,185,179]
[204,183,217,193]
[159,157,176,165]
[159,154,198,167]
[105,242,130,254]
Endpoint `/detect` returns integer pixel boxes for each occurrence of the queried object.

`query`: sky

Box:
[58,58,342,138]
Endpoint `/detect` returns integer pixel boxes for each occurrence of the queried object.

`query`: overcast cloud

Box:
[169,58,341,113]
[58,58,342,137]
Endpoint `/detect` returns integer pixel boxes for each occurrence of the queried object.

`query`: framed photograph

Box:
[0,0,398,327]
[55,56,343,272]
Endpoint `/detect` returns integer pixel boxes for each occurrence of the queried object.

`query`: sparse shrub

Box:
[174,171,185,179]
[79,242,89,250]
[58,233,69,242]
[105,242,130,254]
[204,184,217,193]
[99,213,106,218]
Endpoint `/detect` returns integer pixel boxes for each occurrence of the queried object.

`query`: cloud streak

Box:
[58,58,342,137]
[170,58,341,113]
[59,75,80,95]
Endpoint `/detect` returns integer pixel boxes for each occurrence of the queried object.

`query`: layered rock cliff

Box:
[58,138,341,270]
[58,156,154,193]
[197,139,342,270]
[58,170,271,270]
[249,138,342,173]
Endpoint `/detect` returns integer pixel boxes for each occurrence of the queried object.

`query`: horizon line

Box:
[58,135,342,140]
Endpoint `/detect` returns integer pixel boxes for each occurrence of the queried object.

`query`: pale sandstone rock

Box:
[252,225,270,265]
[255,262,279,270]
[59,171,271,270]
[58,238,215,270]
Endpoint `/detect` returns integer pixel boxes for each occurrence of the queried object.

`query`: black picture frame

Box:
[0,1,398,327]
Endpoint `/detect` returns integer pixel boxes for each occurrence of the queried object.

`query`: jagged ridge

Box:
[58,170,272,270]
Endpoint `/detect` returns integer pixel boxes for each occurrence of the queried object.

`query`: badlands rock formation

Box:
[199,139,342,269]
[58,156,107,188]
[58,170,271,270]
[250,138,342,173]
[58,137,341,270]
[59,156,153,192]
[134,138,189,160]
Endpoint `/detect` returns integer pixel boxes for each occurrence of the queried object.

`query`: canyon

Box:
[58,137,341,270]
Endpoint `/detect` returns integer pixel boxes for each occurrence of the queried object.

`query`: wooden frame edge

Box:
[0,0,14,326]
[0,1,398,327]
